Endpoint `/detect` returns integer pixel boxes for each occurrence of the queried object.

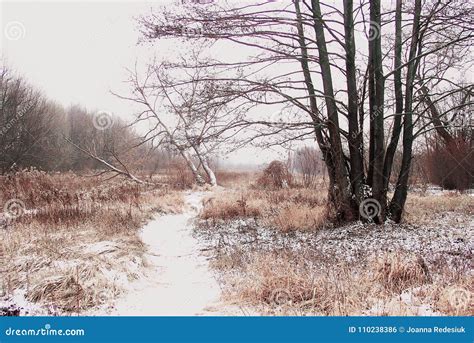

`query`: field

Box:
[195,174,473,316]
[0,170,472,316]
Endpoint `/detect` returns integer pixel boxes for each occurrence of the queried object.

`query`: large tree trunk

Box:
[383,0,404,195]
[311,0,355,221]
[368,0,386,222]
[202,158,217,186]
[190,144,218,186]
[294,0,340,218]
[390,0,423,222]
[343,0,365,208]
[180,150,206,185]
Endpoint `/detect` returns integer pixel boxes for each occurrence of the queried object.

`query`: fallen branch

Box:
[64,138,152,185]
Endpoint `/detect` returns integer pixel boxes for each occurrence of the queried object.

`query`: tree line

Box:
[0,64,170,176]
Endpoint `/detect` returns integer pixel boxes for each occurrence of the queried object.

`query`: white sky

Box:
[4,1,469,167]
[0,0,286,165]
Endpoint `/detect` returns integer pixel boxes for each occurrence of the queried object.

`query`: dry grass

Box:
[198,181,472,316]
[216,250,472,316]
[214,171,254,188]
[269,204,327,232]
[404,193,473,225]
[200,188,328,232]
[200,193,264,221]
[373,252,430,293]
[0,169,184,314]
[220,251,374,315]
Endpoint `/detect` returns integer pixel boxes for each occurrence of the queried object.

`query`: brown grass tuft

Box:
[266,203,327,232]
[372,252,430,293]
[404,193,473,225]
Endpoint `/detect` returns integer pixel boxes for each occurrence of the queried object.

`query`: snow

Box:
[196,212,473,271]
[0,289,51,316]
[89,192,240,316]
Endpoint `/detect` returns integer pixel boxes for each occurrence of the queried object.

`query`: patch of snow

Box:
[88,191,241,316]
[0,289,54,316]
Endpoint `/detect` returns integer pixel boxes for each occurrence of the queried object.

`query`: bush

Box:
[257,161,293,189]
[425,139,473,190]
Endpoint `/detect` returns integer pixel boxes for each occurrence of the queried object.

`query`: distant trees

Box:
[420,85,473,190]
[0,63,171,178]
[0,66,62,173]
[140,0,473,223]
[291,146,326,187]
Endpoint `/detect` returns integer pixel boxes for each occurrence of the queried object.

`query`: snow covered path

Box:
[106,191,237,316]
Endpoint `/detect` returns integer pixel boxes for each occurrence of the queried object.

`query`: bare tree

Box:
[117,58,249,186]
[138,0,473,223]
[292,146,325,187]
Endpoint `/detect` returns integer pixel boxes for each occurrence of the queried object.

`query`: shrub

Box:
[424,139,473,190]
[257,161,293,189]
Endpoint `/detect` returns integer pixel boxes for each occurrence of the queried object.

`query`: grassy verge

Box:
[1,170,184,315]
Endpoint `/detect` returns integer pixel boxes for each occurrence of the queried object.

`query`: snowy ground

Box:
[196,213,473,267]
[87,192,242,316]
[194,207,473,315]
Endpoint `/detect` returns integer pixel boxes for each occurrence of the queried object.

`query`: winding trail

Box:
[107,191,236,316]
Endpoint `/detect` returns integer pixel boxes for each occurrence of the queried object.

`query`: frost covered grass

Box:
[195,185,473,316]
[0,170,184,315]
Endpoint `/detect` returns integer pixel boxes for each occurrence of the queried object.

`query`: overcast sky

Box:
[1,0,286,165]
